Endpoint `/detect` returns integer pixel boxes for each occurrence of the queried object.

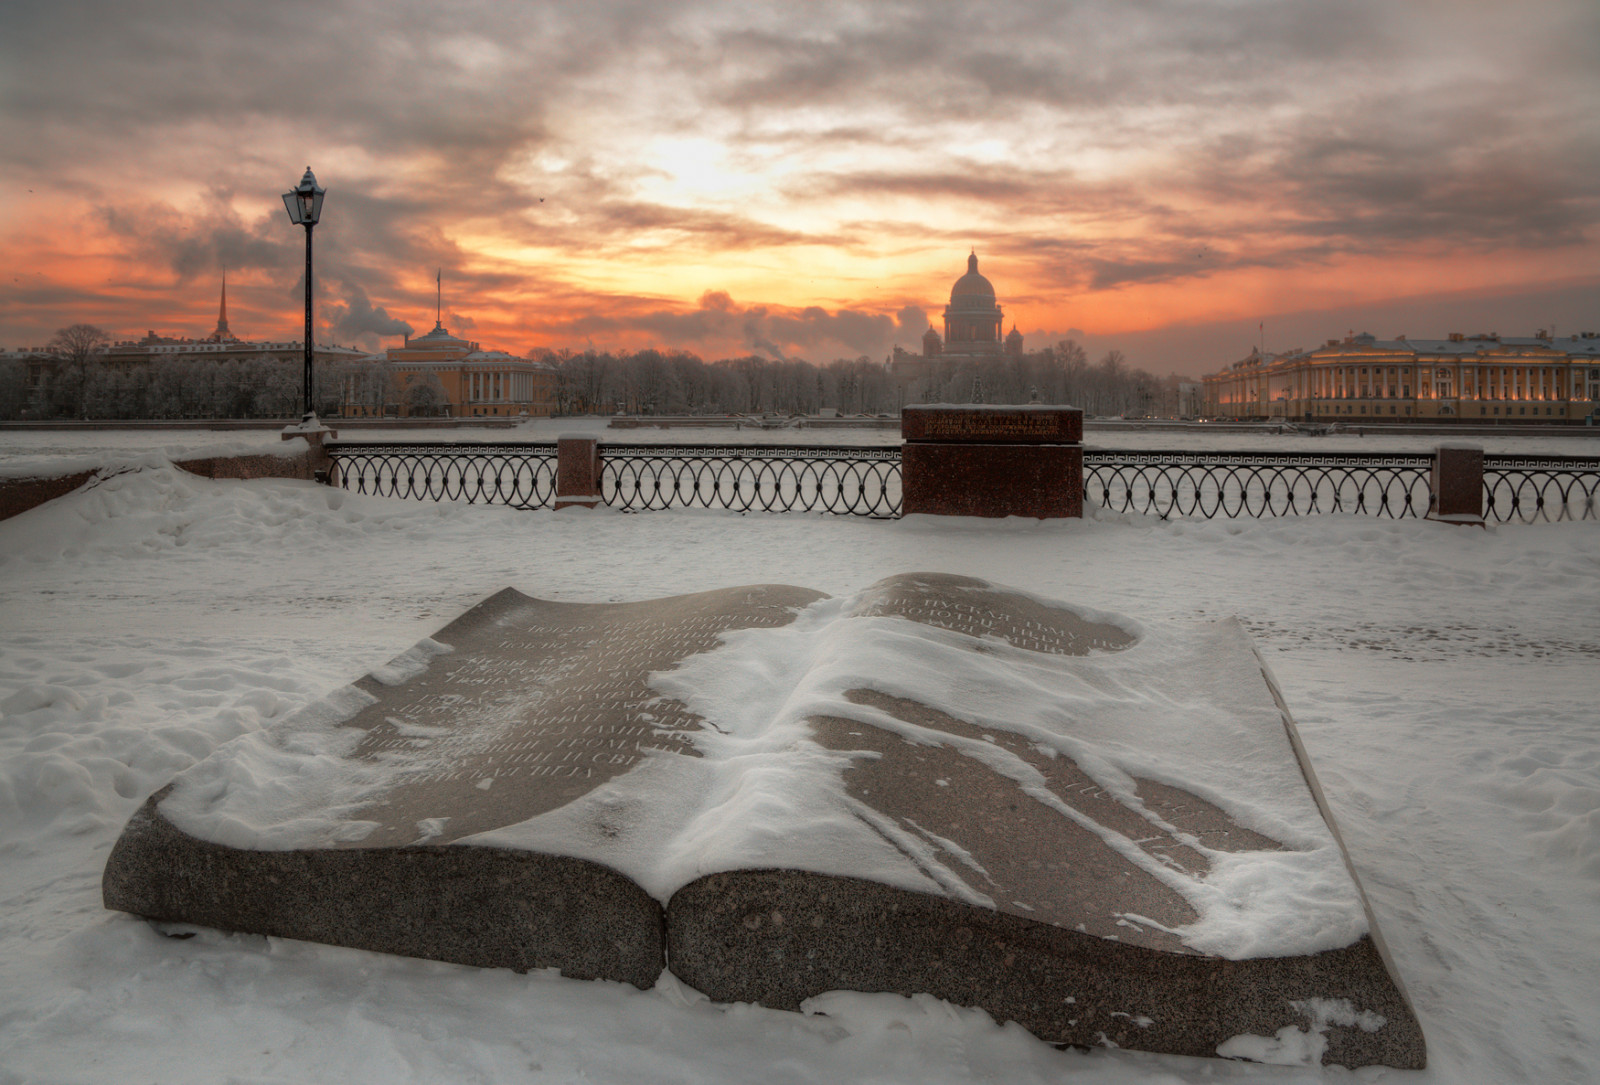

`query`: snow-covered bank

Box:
[1,466,1596,1083]
[4,420,1600,477]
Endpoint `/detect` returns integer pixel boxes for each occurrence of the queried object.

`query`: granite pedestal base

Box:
[900,404,1084,518]
[902,442,1083,518]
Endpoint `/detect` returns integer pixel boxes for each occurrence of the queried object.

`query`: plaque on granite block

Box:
[104,573,1423,1069]
[902,404,1083,444]
[900,405,1085,517]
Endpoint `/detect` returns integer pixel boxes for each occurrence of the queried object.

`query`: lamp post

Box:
[281,167,326,424]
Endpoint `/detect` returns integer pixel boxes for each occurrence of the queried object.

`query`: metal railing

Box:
[1083,450,1434,519]
[601,444,902,517]
[1484,455,1600,523]
[327,442,558,509]
[325,441,1600,524]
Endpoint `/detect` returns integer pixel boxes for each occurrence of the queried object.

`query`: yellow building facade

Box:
[341,322,560,418]
[1203,332,1600,423]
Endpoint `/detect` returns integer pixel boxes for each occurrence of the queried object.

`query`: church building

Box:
[893,252,1025,382]
[931,251,1022,359]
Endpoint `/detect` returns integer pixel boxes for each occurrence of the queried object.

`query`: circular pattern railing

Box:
[327,442,558,509]
[1083,451,1433,519]
[324,441,1599,525]
[1483,455,1600,523]
[600,444,902,517]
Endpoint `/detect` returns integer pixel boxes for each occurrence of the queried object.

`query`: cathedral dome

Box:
[949,252,996,308]
[940,250,1006,357]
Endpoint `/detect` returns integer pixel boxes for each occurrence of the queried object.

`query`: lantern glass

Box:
[282,170,325,225]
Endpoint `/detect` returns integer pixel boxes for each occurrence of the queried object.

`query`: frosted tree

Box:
[0,359,28,419]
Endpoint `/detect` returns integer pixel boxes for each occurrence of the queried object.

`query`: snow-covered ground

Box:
[1,451,1597,1083]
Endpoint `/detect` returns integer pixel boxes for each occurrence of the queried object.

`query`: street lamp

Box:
[282,167,325,424]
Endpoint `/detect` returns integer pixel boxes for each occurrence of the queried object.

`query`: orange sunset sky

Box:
[2,1,1597,377]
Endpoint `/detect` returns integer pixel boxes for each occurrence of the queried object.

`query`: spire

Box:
[968,250,978,274]
[210,266,234,341]
[435,267,443,331]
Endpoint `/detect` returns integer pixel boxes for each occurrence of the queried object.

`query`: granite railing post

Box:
[555,436,603,509]
[901,404,1084,518]
[1427,442,1484,525]
[282,419,338,483]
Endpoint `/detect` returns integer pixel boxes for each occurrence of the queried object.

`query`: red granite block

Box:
[902,443,1083,518]
[902,404,1082,445]
[556,437,602,509]
[1429,443,1483,522]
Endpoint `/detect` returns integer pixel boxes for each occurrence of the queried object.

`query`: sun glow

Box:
[2,2,1595,373]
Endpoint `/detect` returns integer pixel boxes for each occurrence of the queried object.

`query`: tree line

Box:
[539,342,1184,418]
[2,323,1187,420]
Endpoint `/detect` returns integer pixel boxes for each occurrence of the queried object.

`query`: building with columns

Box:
[1202,331,1600,423]
[893,252,1026,383]
[341,319,559,418]
[941,251,1005,358]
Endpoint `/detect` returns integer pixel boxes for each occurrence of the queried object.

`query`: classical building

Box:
[1201,331,1600,423]
[340,317,559,419]
[942,251,1005,358]
[923,251,1023,360]
[892,252,1026,383]
[96,276,368,373]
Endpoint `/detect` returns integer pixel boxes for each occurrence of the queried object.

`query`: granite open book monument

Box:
[104,574,1425,1068]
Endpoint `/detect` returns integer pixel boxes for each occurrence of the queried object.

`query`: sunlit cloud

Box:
[1,0,1596,370]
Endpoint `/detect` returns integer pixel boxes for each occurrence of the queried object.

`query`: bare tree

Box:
[47,323,110,367]
[40,323,110,417]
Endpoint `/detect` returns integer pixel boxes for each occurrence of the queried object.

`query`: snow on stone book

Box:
[103,573,1424,1069]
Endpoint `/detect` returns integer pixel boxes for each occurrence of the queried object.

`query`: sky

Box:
[1,0,1597,377]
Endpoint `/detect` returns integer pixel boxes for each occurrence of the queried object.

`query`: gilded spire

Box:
[209,266,235,341]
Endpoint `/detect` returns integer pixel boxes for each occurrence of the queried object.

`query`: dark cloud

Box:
[895,305,930,336]
[97,196,294,283]
[327,283,413,347]
[537,289,901,362]
[577,201,820,251]
[1,0,1596,349]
